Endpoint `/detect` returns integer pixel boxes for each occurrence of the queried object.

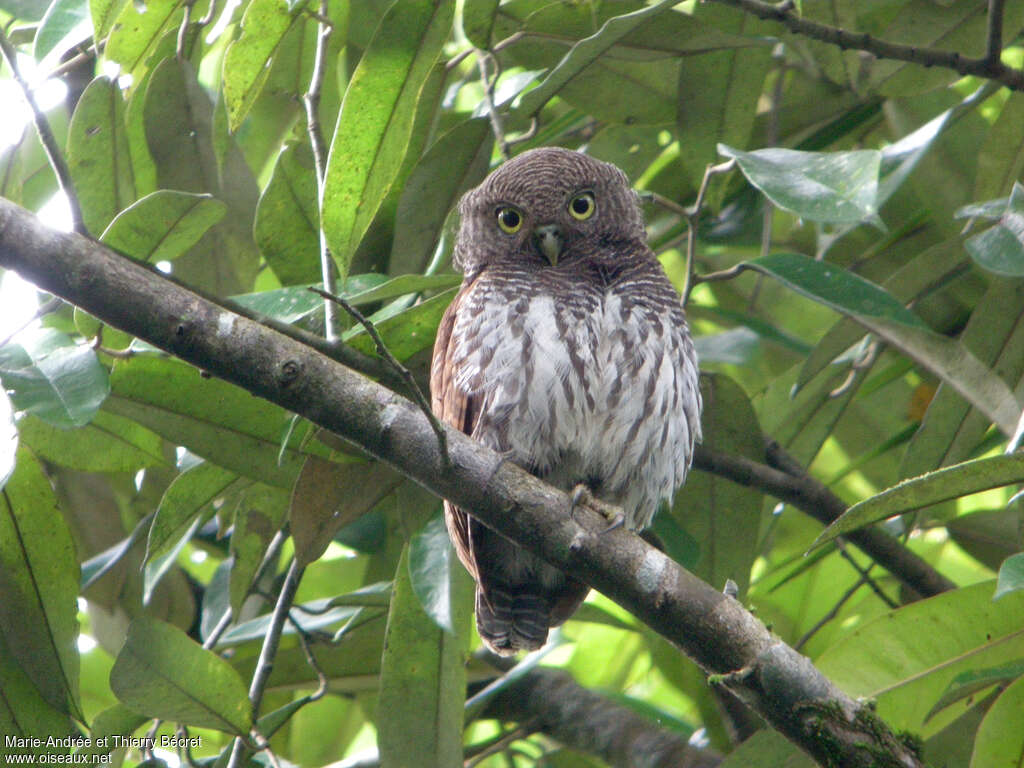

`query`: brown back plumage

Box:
[430,147,701,654]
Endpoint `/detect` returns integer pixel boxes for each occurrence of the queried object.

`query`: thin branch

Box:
[794,572,871,652]
[477,50,509,160]
[683,159,736,305]
[197,0,221,28]
[696,441,957,598]
[0,27,86,234]
[303,0,340,340]
[309,286,450,468]
[226,558,305,768]
[176,0,195,60]
[985,0,1006,66]
[710,0,1024,91]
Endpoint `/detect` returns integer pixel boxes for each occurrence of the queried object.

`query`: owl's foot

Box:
[570,485,625,533]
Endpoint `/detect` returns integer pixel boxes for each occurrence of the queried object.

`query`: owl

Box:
[430,147,701,655]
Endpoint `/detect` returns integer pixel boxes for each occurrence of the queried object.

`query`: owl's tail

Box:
[475,585,550,656]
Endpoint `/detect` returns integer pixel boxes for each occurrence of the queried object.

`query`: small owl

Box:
[431,147,701,655]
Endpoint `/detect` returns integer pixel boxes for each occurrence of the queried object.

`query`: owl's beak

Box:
[533,224,563,266]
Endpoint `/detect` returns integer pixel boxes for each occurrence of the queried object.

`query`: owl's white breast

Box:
[451,276,700,529]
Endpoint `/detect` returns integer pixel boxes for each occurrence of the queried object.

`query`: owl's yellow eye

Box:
[569,192,595,220]
[496,206,523,234]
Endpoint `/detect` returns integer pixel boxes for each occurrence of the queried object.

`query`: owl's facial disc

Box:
[533,224,563,265]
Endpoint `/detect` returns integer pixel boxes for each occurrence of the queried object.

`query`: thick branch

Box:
[693,444,956,599]
[0,198,924,768]
[480,668,722,768]
[711,0,1024,92]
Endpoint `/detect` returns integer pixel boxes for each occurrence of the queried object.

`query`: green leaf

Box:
[291,457,401,567]
[995,552,1024,600]
[110,615,253,733]
[229,484,289,615]
[975,93,1024,202]
[676,373,763,598]
[66,77,137,237]
[222,0,308,132]
[926,659,1024,722]
[957,182,1024,277]
[90,0,129,42]
[389,118,494,275]
[80,704,148,757]
[746,253,1020,436]
[970,673,1024,768]
[34,0,91,67]
[0,630,75,745]
[408,512,458,633]
[105,0,182,77]
[947,508,1024,572]
[744,252,927,329]
[254,141,321,285]
[0,447,83,721]
[378,545,468,768]
[321,0,454,278]
[18,411,165,472]
[817,582,1024,733]
[344,274,462,306]
[515,0,680,117]
[719,144,882,224]
[344,288,456,361]
[105,356,312,487]
[100,191,227,263]
[0,327,109,429]
[461,0,499,47]
[813,454,1024,549]
[0,391,16,489]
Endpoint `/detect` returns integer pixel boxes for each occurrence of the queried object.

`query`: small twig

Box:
[505,116,539,150]
[477,50,509,160]
[985,0,1006,66]
[226,558,305,768]
[45,48,92,80]
[0,296,61,348]
[176,0,195,60]
[197,0,221,27]
[288,613,329,702]
[835,539,898,609]
[828,339,879,398]
[309,286,451,469]
[0,27,86,234]
[303,0,340,340]
[710,0,1024,91]
[465,723,541,767]
[794,572,869,651]
[682,158,737,305]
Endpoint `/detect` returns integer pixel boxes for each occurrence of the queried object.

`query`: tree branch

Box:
[0,198,925,768]
[710,0,1024,92]
[693,443,957,599]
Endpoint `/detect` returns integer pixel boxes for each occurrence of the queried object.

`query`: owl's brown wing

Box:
[430,282,481,585]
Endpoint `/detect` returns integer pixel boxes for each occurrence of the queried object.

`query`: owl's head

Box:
[453,147,645,272]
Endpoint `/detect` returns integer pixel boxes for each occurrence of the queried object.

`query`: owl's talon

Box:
[570,484,625,533]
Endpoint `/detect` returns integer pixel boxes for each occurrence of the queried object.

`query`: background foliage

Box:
[2,0,1024,766]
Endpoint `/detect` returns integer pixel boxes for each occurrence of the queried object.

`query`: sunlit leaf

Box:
[814,454,1024,548]
[720,144,881,224]
[969,673,1024,768]
[100,191,226,263]
[408,513,458,633]
[994,552,1024,600]
[0,328,109,429]
[957,182,1024,277]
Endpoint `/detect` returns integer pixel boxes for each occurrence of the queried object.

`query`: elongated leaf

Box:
[720,144,881,224]
[34,0,91,66]
[927,659,1024,722]
[957,182,1024,277]
[105,357,314,487]
[0,327,109,429]
[344,288,456,361]
[18,411,165,472]
[147,463,241,563]
[143,514,202,605]
[994,552,1024,600]
[222,0,308,131]
[970,673,1024,768]
[746,253,1019,436]
[817,582,1024,733]
[110,615,252,733]
[105,0,182,77]
[389,118,494,275]
[676,373,763,598]
[100,191,226,263]
[1,391,16,488]
[975,93,1024,201]
[322,0,454,278]
[516,0,679,117]
[291,457,401,567]
[0,630,75,745]
[408,513,458,633]
[66,77,136,236]
[378,546,467,768]
[0,447,82,721]
[229,484,289,615]
[814,454,1024,548]
[254,141,321,285]
[80,704,148,757]
[91,0,129,42]
[344,274,462,306]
